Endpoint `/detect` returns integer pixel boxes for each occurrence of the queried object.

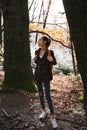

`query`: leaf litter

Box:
[0,73,87,130]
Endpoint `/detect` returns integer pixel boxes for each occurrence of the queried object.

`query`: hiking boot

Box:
[51,118,58,129]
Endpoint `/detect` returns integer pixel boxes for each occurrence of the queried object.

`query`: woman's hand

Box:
[33,55,38,61]
[47,56,53,62]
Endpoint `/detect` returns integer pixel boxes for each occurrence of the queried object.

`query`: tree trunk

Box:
[35,0,43,44]
[2,0,37,91]
[43,0,51,28]
[0,8,2,47]
[63,0,87,118]
[71,41,77,75]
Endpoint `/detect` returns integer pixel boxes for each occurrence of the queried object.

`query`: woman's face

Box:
[38,37,46,47]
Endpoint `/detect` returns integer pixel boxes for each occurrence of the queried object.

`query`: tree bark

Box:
[62,0,87,118]
[2,0,37,91]
[0,8,2,47]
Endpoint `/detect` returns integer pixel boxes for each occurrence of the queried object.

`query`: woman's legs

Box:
[44,81,58,128]
[44,81,54,115]
[37,81,58,128]
[36,81,45,110]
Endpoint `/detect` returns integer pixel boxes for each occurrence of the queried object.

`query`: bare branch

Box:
[57,117,87,127]
[1,109,10,117]
[30,21,67,30]
[28,0,35,11]
[30,11,46,22]
[31,0,39,22]
[29,30,71,49]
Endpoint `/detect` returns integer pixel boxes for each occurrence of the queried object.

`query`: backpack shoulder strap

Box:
[48,50,53,69]
[48,49,51,56]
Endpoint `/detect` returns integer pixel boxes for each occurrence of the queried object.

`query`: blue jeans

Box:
[36,81,54,115]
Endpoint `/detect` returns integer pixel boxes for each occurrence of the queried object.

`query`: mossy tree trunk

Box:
[63,0,87,118]
[2,0,37,91]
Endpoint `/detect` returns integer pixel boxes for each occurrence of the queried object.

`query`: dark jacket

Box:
[34,48,57,82]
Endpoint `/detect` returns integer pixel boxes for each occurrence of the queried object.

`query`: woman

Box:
[33,36,58,129]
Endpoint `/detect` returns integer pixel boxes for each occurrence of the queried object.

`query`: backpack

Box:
[48,50,53,70]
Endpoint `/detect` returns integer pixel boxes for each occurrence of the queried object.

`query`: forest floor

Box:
[0,71,87,130]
